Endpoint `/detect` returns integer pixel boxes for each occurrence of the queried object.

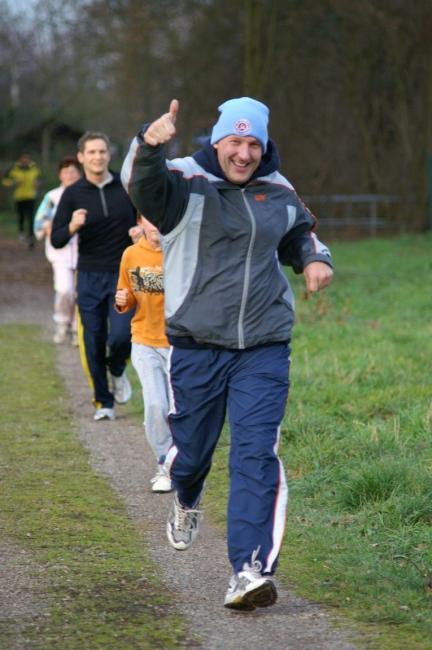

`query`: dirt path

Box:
[0,239,359,649]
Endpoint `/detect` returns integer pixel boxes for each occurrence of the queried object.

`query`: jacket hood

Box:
[192,137,280,183]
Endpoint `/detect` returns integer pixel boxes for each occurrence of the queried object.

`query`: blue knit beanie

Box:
[210,97,269,152]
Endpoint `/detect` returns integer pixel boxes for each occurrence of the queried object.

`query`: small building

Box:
[18,119,83,167]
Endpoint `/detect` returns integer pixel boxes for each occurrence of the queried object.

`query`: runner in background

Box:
[34,156,81,345]
[2,152,41,249]
[115,215,173,493]
[51,132,137,422]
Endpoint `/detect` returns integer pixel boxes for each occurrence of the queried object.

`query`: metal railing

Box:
[302,194,417,235]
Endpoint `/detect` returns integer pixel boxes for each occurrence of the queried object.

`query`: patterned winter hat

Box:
[210,97,269,152]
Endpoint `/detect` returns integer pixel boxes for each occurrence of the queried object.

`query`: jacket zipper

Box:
[238,190,256,349]
[99,188,108,217]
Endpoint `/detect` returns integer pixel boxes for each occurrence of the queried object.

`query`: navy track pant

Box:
[166,342,290,575]
[76,270,133,408]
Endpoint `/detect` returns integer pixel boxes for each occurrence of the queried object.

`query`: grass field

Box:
[1,209,431,648]
[205,233,432,648]
[0,325,198,649]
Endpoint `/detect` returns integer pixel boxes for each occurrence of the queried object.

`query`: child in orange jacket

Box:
[115,216,172,492]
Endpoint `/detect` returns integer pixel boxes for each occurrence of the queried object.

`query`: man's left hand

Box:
[303,261,333,293]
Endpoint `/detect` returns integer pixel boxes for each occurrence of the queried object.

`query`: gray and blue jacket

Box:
[121,136,332,349]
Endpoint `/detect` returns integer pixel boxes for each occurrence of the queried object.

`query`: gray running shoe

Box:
[166,493,202,550]
[224,549,277,611]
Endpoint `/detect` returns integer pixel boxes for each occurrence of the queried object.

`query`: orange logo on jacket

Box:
[254,194,266,202]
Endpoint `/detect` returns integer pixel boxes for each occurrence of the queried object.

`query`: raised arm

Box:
[144,99,178,146]
[121,99,188,235]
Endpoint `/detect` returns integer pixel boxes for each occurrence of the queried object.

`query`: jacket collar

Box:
[79,171,118,188]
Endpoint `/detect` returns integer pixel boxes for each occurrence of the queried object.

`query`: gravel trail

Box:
[0,239,360,649]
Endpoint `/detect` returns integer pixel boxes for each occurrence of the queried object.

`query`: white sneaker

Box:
[166,493,202,550]
[151,465,173,493]
[111,371,132,404]
[224,548,277,610]
[53,323,68,344]
[94,407,115,421]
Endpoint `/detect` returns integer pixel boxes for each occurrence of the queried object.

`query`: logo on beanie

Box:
[234,118,252,135]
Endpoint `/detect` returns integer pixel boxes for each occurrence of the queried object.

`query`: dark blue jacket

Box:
[51,173,136,273]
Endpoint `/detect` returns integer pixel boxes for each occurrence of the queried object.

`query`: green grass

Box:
[2,215,432,647]
[0,208,19,237]
[204,233,432,649]
[0,325,197,649]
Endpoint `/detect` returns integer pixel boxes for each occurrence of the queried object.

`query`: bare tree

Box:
[1,0,430,228]
[243,0,280,97]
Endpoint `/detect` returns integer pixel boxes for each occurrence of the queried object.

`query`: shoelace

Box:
[241,546,263,579]
[174,501,202,532]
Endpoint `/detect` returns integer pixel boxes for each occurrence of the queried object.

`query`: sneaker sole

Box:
[152,486,174,493]
[93,413,115,421]
[224,580,277,611]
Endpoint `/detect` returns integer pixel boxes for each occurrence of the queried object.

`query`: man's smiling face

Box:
[78,138,111,180]
[213,135,262,184]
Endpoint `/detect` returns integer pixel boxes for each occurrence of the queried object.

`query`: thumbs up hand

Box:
[144,99,179,146]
